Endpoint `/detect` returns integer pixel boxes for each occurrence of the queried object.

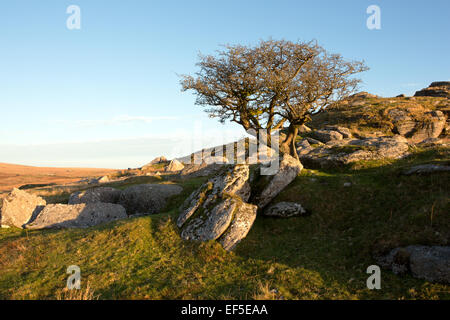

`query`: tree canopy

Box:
[181,39,368,160]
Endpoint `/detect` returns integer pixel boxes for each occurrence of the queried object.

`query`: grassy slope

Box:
[0,147,448,300]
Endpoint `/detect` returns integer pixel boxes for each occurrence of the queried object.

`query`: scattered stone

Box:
[375,245,450,284]
[165,159,185,172]
[264,202,307,218]
[343,182,352,187]
[403,164,450,175]
[312,129,343,143]
[24,203,127,229]
[68,187,122,205]
[119,184,183,215]
[0,189,46,228]
[324,126,353,139]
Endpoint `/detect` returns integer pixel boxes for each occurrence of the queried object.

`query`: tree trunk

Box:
[279,124,299,161]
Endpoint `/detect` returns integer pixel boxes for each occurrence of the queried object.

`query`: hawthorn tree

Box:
[180,39,368,161]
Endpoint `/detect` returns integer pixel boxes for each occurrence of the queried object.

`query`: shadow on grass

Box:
[0,147,448,299]
[232,148,449,299]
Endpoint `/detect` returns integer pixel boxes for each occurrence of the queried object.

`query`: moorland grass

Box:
[0,147,448,300]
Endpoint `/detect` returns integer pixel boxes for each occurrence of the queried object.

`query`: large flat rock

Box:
[300,136,409,168]
[24,203,127,229]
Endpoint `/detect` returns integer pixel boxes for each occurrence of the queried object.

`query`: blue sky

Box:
[0,0,449,168]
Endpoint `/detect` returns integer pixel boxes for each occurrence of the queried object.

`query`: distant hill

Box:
[0,163,116,193]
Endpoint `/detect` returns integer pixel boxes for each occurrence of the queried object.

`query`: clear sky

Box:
[1,0,449,168]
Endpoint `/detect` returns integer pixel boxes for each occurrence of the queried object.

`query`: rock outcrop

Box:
[176,149,304,249]
[250,154,303,209]
[296,139,313,156]
[348,92,378,99]
[218,200,257,251]
[141,156,168,170]
[312,129,343,143]
[88,176,110,184]
[179,162,226,179]
[180,197,256,244]
[24,203,127,229]
[387,107,446,143]
[264,202,308,218]
[414,82,450,99]
[177,165,257,250]
[0,189,46,228]
[119,184,183,215]
[375,245,450,284]
[310,126,353,144]
[177,165,250,228]
[68,187,122,205]
[165,159,185,172]
[300,135,409,168]
[150,156,168,164]
[324,125,353,139]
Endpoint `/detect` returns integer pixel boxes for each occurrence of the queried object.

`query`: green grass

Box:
[0,148,449,300]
